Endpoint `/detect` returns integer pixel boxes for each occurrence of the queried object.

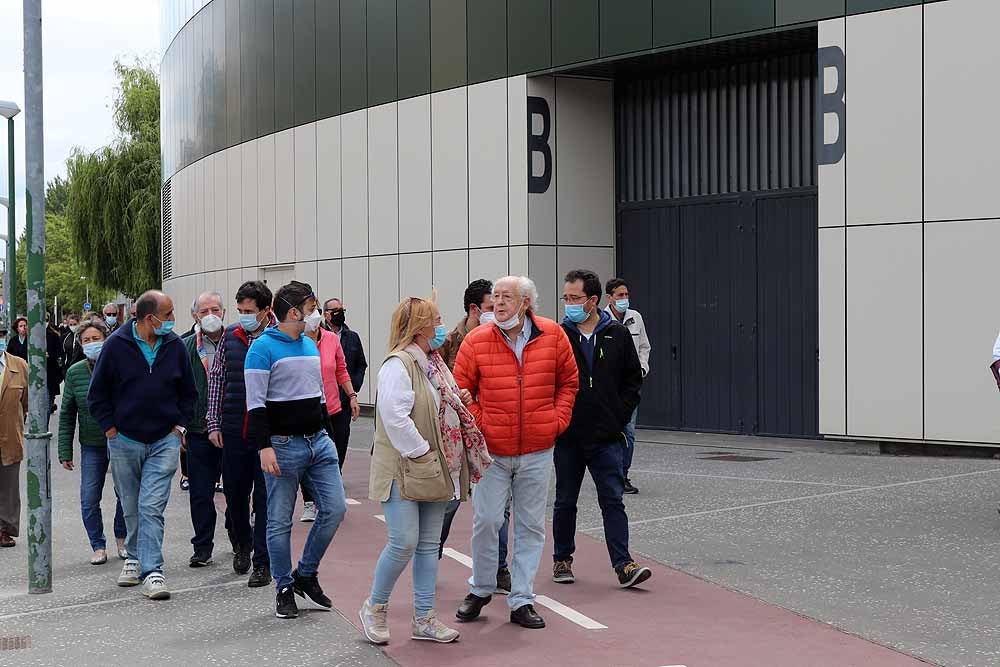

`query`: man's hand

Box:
[61,461,74,471]
[105,427,118,439]
[260,448,281,476]
[208,431,224,449]
[173,426,187,449]
[349,396,360,421]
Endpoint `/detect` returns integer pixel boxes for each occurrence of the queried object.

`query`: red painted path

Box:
[289,457,933,667]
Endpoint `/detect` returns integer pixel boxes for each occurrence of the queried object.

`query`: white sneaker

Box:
[117,559,140,587]
[299,501,317,523]
[359,598,390,645]
[412,611,460,643]
[141,573,171,600]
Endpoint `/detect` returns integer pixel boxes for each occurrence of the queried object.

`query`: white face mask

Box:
[495,311,520,331]
[479,311,496,326]
[200,313,223,334]
[304,307,323,333]
[69,324,79,334]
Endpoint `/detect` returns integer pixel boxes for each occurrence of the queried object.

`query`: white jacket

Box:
[605,305,651,376]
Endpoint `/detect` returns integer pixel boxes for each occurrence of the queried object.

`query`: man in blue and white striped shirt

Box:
[245,281,347,619]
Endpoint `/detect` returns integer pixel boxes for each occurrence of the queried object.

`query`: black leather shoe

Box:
[233,546,251,575]
[510,604,545,629]
[189,551,213,568]
[248,565,271,588]
[455,593,491,622]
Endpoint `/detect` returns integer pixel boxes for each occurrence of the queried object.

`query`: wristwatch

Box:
[175,426,188,436]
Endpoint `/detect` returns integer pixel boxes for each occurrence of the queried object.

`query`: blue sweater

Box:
[87,319,198,444]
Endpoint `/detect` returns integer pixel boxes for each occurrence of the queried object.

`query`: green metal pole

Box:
[6,116,13,326]
[23,0,51,594]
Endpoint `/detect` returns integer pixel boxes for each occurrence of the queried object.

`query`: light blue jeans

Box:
[108,432,181,580]
[369,481,447,617]
[470,448,553,610]
[263,431,347,589]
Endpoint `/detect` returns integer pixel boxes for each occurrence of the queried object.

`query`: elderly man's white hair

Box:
[191,291,224,315]
[493,275,539,309]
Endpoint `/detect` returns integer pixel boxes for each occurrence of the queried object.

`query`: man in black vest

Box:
[207,281,275,587]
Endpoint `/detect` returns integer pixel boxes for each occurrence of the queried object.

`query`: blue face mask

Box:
[428,324,448,351]
[83,341,104,361]
[105,315,118,326]
[615,299,630,312]
[239,313,262,332]
[0,339,7,354]
[564,303,589,324]
[152,316,175,336]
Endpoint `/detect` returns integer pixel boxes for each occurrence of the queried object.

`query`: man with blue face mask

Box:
[88,290,198,601]
[552,270,650,590]
[604,278,651,495]
[206,280,275,588]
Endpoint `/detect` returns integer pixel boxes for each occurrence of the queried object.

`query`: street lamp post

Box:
[0,101,19,330]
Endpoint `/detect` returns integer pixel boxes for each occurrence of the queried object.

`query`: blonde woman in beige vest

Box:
[359,296,491,645]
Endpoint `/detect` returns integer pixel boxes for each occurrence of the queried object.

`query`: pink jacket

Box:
[316,328,351,416]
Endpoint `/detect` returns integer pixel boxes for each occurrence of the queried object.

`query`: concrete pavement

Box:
[1,416,998,666]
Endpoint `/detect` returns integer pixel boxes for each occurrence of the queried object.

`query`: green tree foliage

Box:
[14,212,114,319]
[65,60,161,297]
[45,175,69,216]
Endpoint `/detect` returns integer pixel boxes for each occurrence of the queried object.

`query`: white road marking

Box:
[345,498,361,505]
[582,467,1000,531]
[627,469,865,488]
[0,580,250,621]
[374,514,385,523]
[441,547,606,630]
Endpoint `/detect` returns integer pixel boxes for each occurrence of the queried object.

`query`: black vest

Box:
[220,322,253,437]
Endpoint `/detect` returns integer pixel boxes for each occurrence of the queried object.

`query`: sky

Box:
[0,0,160,238]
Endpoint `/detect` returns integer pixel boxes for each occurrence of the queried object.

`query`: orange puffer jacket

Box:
[453,313,579,457]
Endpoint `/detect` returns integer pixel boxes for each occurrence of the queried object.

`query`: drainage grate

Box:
[698,455,777,462]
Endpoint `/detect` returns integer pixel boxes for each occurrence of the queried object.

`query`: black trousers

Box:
[222,432,269,567]
[302,408,351,503]
[187,432,223,555]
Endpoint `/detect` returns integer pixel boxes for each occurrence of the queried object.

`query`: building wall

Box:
[818,0,1000,444]
[162,73,614,402]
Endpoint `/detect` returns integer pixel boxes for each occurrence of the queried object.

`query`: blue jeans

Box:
[370,481,447,616]
[622,408,637,476]
[439,496,509,567]
[79,446,126,551]
[263,431,346,589]
[187,432,223,555]
[470,448,553,610]
[553,439,632,570]
[108,432,181,579]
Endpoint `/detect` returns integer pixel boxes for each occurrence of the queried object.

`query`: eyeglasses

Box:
[560,294,590,304]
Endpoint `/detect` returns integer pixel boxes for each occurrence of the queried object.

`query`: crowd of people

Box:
[0,269,655,646]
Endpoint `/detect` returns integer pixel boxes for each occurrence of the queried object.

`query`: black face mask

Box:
[330,312,346,327]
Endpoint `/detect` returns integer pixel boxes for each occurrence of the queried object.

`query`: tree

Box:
[14,212,114,319]
[45,175,69,216]
[65,60,161,297]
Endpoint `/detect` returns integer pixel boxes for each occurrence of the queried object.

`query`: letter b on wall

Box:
[527,96,552,194]
[817,46,846,166]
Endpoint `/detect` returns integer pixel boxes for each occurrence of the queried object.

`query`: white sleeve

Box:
[634,311,651,376]
[376,357,431,458]
[992,331,1000,362]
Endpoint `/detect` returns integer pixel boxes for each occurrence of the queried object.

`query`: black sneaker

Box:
[623,478,639,494]
[292,569,332,608]
[510,603,545,629]
[455,593,491,622]
[233,547,251,575]
[275,585,299,619]
[248,565,271,588]
[495,566,512,595]
[552,560,575,584]
[616,561,652,589]
[189,551,213,568]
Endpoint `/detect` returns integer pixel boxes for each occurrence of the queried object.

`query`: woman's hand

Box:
[349,395,360,421]
[459,388,473,406]
[61,461,74,471]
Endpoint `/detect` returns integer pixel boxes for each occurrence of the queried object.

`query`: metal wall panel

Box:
[616,50,816,204]
[161,179,174,281]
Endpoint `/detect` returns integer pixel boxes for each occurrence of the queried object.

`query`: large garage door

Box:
[619,191,817,437]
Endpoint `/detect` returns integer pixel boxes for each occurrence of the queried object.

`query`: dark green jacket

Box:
[183,334,210,434]
[58,360,105,461]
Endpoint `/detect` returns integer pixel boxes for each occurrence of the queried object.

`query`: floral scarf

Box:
[405,344,491,483]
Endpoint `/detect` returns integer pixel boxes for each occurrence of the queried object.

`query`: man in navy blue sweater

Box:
[89,290,198,601]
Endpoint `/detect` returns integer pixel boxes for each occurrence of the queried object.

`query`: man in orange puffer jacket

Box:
[452,276,579,630]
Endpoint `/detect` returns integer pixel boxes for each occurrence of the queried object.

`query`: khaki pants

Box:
[0,460,20,536]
